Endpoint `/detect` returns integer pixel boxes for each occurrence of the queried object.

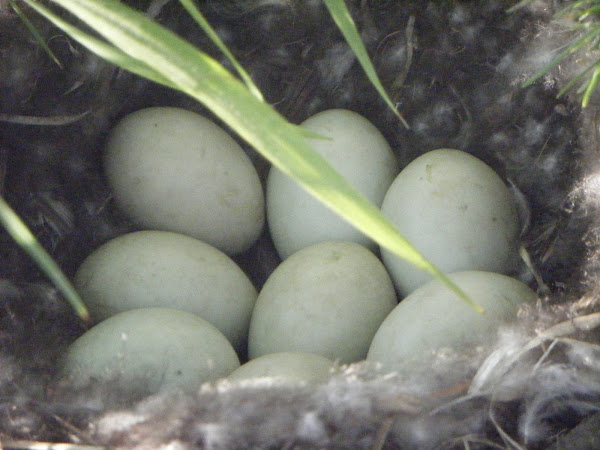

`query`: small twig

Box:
[519,246,550,296]
[392,15,415,91]
[470,312,600,398]
[0,145,7,196]
[538,312,600,339]
[146,0,171,19]
[0,441,104,450]
[508,180,531,237]
[46,411,100,447]
[531,338,560,373]
[371,415,396,450]
[488,405,526,450]
[503,312,600,369]
[429,390,482,416]
[457,435,507,449]
[0,111,90,126]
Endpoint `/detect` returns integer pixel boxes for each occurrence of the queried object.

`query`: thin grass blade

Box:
[22,0,176,89]
[507,0,538,13]
[556,58,598,97]
[177,0,263,101]
[523,26,600,89]
[323,0,409,129]
[9,0,63,68]
[0,196,89,321]
[582,65,600,106]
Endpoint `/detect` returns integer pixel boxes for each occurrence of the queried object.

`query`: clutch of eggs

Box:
[64,106,531,398]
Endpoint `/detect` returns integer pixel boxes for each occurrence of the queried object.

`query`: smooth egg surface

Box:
[104,107,264,254]
[367,271,535,376]
[267,109,399,259]
[248,241,397,363]
[74,230,257,352]
[380,149,520,295]
[227,352,334,383]
[59,308,240,398]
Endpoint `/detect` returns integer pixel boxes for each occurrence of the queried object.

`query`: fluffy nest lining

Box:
[2,0,600,448]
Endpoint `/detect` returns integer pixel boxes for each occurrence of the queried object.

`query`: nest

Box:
[2,0,600,448]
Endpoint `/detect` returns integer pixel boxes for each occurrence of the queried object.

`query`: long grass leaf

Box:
[556,58,598,97]
[557,0,595,19]
[323,0,410,129]
[582,65,600,106]
[9,0,63,68]
[22,0,176,89]
[27,0,481,312]
[507,0,537,13]
[177,0,263,101]
[523,26,600,88]
[0,196,89,321]
[514,0,600,106]
[578,6,600,21]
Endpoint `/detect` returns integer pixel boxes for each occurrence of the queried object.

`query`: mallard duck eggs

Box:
[104,106,264,254]
[59,308,240,398]
[380,149,520,295]
[267,109,399,259]
[367,271,535,376]
[74,230,257,352]
[248,241,397,363]
[228,352,333,383]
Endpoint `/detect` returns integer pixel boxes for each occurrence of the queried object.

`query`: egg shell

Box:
[367,271,535,375]
[59,307,240,398]
[266,109,399,259]
[248,241,397,363]
[227,352,333,383]
[380,149,520,295]
[104,107,264,254]
[74,230,257,352]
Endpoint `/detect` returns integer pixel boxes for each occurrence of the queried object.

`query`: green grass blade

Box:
[323,0,410,129]
[177,0,264,101]
[506,0,536,13]
[522,26,600,88]
[28,0,481,312]
[0,196,90,322]
[578,6,600,20]
[22,0,176,90]
[556,58,598,98]
[582,65,600,106]
[557,1,595,19]
[513,0,600,107]
[9,0,63,68]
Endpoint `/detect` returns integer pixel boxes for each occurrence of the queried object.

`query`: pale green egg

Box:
[267,109,399,259]
[104,107,264,254]
[380,149,520,296]
[228,352,334,383]
[74,230,257,352]
[248,241,397,363]
[367,271,535,376]
[59,308,240,398]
